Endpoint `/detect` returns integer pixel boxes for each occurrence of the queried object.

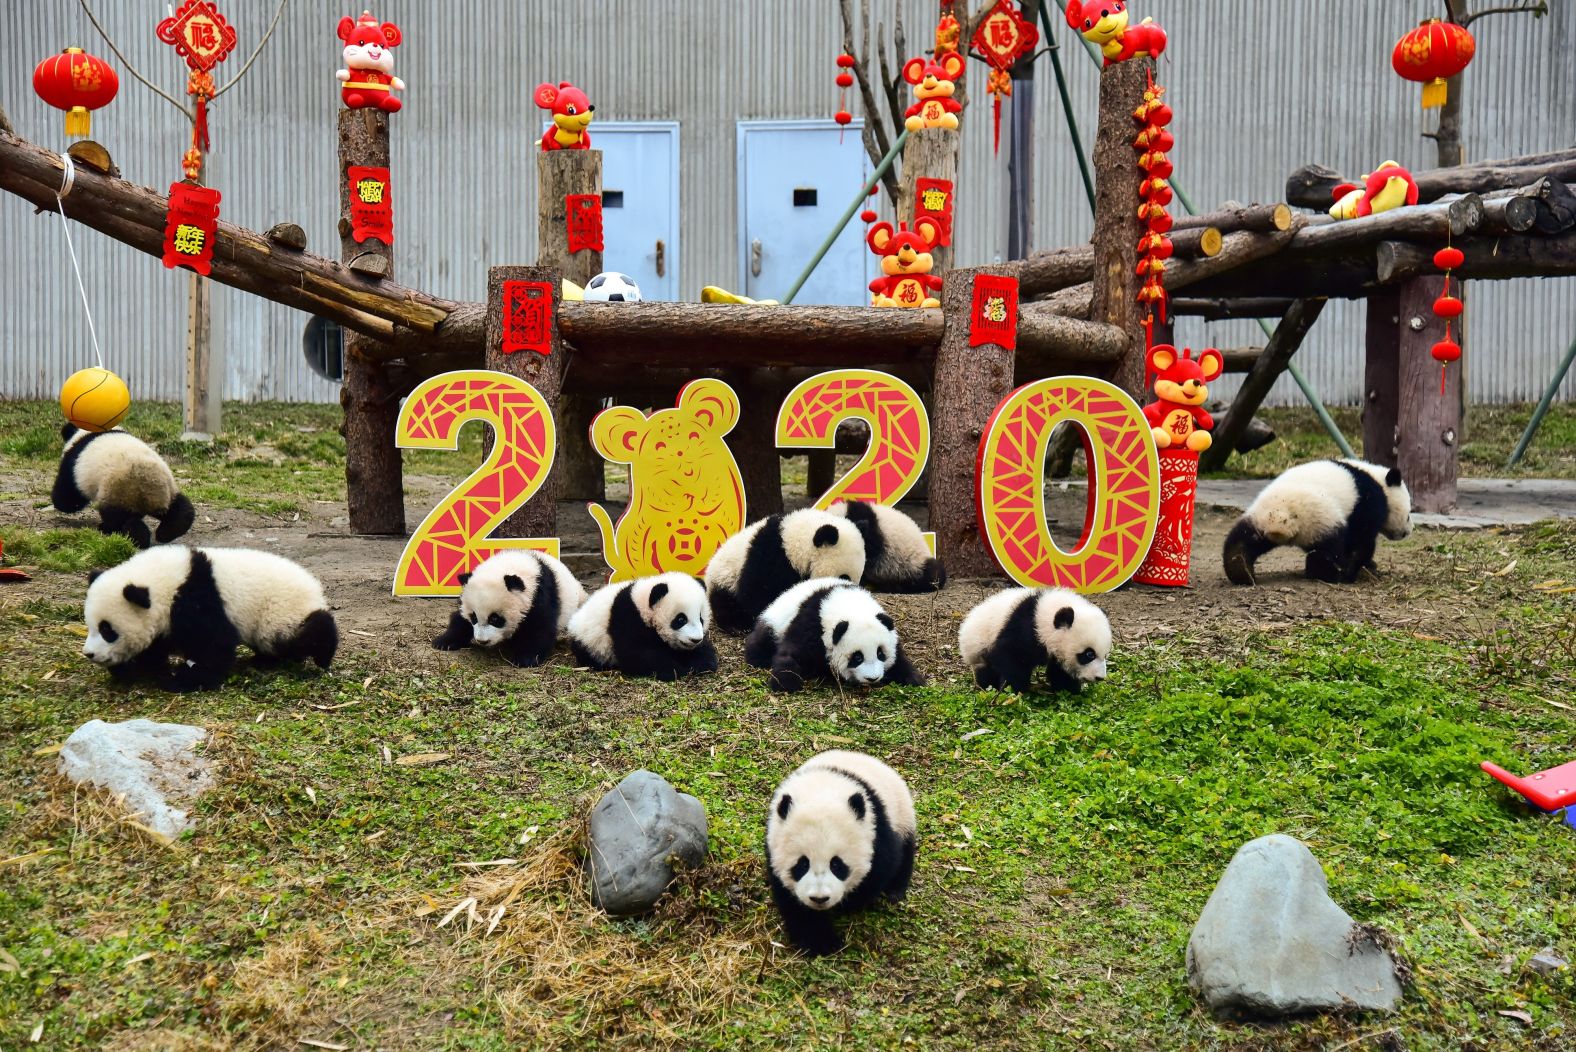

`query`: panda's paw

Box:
[793,926,845,958]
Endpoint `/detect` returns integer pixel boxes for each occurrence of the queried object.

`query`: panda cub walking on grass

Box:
[1222,458,1413,586]
[53,425,195,549]
[432,550,587,666]
[567,573,719,680]
[958,587,1112,694]
[705,508,867,634]
[745,578,924,692]
[766,750,917,957]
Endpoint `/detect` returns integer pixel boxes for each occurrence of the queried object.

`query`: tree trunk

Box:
[1396,276,1462,513]
[733,370,784,519]
[1362,288,1402,467]
[484,265,566,539]
[899,128,961,274]
[1088,58,1152,402]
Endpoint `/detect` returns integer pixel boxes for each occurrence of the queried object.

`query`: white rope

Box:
[54,156,106,370]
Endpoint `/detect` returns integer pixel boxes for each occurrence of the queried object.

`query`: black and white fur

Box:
[567,572,719,680]
[766,750,917,957]
[431,550,587,667]
[705,508,867,634]
[744,578,924,692]
[828,500,945,593]
[1223,459,1413,586]
[958,587,1111,694]
[82,545,337,692]
[53,424,194,549]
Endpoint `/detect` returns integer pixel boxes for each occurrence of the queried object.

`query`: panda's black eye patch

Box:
[848,651,863,668]
[1078,648,1098,665]
[790,856,810,881]
[670,613,687,630]
[829,856,850,880]
[468,612,478,624]
[488,613,506,628]
[877,647,887,662]
[99,621,118,643]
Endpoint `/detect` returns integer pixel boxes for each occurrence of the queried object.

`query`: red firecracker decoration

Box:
[565,193,604,254]
[1132,74,1173,321]
[157,0,237,183]
[162,181,221,275]
[501,280,555,356]
[969,274,1019,350]
[33,48,119,139]
[936,0,962,56]
[347,166,393,244]
[971,0,1038,154]
[834,52,856,142]
[1430,244,1466,394]
[1392,18,1475,110]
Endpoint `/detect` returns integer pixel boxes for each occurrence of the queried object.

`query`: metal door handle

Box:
[751,239,763,277]
[655,239,666,278]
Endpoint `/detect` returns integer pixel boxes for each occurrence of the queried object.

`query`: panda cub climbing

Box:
[1223,458,1413,586]
[705,508,866,634]
[432,550,586,666]
[82,545,337,691]
[53,425,195,548]
[958,587,1111,694]
[766,750,917,957]
[567,573,719,680]
[828,500,945,592]
[745,578,924,692]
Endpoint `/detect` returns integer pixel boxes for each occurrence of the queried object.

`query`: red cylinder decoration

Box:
[33,48,119,139]
[1392,18,1475,110]
[1134,448,1199,587]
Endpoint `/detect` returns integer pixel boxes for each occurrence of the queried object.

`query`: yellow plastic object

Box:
[701,285,779,306]
[561,279,585,301]
[59,367,130,432]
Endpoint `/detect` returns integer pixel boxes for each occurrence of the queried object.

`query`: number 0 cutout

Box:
[976,377,1159,593]
[776,369,934,553]
[392,370,559,596]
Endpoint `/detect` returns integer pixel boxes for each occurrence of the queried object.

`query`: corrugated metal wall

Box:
[4,0,1573,406]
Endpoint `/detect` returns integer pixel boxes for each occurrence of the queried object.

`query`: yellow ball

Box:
[60,367,131,433]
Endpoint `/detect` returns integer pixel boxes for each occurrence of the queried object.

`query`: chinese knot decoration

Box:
[156,0,237,181]
[1066,1,1167,66]
[1392,18,1475,110]
[1431,245,1465,394]
[834,53,855,140]
[501,281,555,356]
[536,82,594,151]
[1132,76,1174,321]
[971,0,1038,153]
[347,166,393,244]
[162,181,222,276]
[336,11,405,112]
[867,218,944,309]
[33,48,119,140]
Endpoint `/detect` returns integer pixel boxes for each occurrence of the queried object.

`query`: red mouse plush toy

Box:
[1144,344,1224,452]
[867,218,944,308]
[1065,1,1167,67]
[536,81,594,151]
[902,51,966,131]
[336,11,404,112]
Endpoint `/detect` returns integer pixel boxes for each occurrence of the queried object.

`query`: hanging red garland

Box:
[935,0,962,56]
[834,53,856,142]
[1430,244,1466,394]
[1132,75,1173,321]
[970,0,1038,155]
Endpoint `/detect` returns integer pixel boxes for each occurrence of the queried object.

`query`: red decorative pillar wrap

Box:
[1134,447,1198,586]
[969,273,1018,350]
[161,182,221,275]
[347,166,393,244]
[565,193,604,253]
[500,280,555,356]
[914,178,955,246]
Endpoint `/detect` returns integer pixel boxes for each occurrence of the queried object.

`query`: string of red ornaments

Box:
[1132,72,1174,322]
[1431,245,1465,394]
[834,53,855,141]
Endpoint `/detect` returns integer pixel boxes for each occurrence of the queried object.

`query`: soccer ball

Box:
[584,271,642,302]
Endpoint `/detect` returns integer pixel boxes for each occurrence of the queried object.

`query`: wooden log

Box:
[1171,225,1222,259]
[1375,230,1576,285]
[805,450,836,498]
[484,266,566,539]
[1522,176,1576,234]
[1363,288,1402,467]
[931,268,1016,577]
[733,370,784,519]
[265,222,307,250]
[1088,58,1152,402]
[1289,196,1484,252]
[1286,147,1576,208]
[1396,277,1461,513]
[1218,346,1265,372]
[1477,193,1540,235]
[898,128,960,274]
[1018,245,1093,299]
[337,109,404,536]
[1199,299,1327,472]
[1172,203,1292,234]
[1014,309,1128,364]
[1170,298,1294,320]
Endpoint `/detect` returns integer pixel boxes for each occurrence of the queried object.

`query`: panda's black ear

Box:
[1385,468,1403,488]
[88,569,104,585]
[813,524,841,548]
[831,621,849,645]
[457,572,471,586]
[648,582,669,606]
[123,584,152,609]
[848,792,866,821]
[61,422,78,441]
[503,574,526,592]
[876,612,894,631]
[776,794,792,820]
[1054,606,1076,630]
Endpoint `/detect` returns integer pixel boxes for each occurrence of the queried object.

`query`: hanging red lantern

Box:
[860,209,878,224]
[1433,295,1464,318]
[1429,241,1466,394]
[835,110,853,126]
[833,53,858,142]
[836,72,854,88]
[33,48,119,139]
[1431,339,1462,364]
[1434,246,1465,270]
[1392,18,1475,110]
[836,54,856,69]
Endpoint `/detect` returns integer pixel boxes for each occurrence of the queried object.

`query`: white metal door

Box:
[575,122,680,301]
[737,120,873,306]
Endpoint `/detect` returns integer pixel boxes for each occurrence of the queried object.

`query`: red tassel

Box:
[1440,365,1448,396]
[194,96,209,152]
[993,94,1001,155]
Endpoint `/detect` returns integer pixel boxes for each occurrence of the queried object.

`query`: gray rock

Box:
[1187,834,1404,1017]
[587,770,707,916]
[1528,949,1569,976]
[58,719,213,841]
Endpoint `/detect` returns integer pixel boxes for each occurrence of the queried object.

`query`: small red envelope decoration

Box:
[914,178,954,247]
[347,165,393,245]
[501,280,555,356]
[566,193,604,254]
[969,273,1018,350]
[162,181,222,275]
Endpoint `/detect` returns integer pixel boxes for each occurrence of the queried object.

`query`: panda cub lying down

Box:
[432,550,587,666]
[745,578,924,692]
[568,573,719,680]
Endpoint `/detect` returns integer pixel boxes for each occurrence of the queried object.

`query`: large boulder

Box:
[58,719,214,841]
[586,770,707,916]
[1187,834,1404,1017]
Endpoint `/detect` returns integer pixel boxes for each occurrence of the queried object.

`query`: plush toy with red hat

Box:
[1144,344,1224,452]
[336,10,405,112]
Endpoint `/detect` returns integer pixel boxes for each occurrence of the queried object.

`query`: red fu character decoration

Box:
[156,0,237,181]
[536,82,594,151]
[501,281,555,357]
[1066,1,1167,66]
[1431,244,1466,395]
[969,274,1019,351]
[971,0,1038,153]
[566,194,604,254]
[336,10,405,112]
[1392,18,1475,111]
[33,48,119,139]
[867,218,944,309]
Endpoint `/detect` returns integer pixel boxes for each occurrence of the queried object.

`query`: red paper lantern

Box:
[1434,246,1465,270]
[836,53,856,68]
[33,48,119,139]
[836,72,854,88]
[1392,19,1475,110]
[834,110,853,126]
[1433,294,1464,318]
[1431,339,1462,364]
[860,209,878,224]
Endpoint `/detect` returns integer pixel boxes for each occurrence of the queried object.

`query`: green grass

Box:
[0,527,135,574]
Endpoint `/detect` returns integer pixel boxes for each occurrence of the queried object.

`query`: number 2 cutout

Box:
[776,369,934,552]
[392,370,559,596]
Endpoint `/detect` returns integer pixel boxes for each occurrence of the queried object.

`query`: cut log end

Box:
[349,253,390,279]
[1199,227,1224,257]
[266,222,307,251]
[66,140,115,176]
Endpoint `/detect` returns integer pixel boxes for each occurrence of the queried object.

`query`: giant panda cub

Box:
[766,749,917,957]
[431,550,587,667]
[828,499,945,593]
[567,572,719,680]
[958,587,1111,694]
[1223,458,1413,586]
[705,508,866,634]
[82,545,337,691]
[744,578,924,692]
[53,424,195,549]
